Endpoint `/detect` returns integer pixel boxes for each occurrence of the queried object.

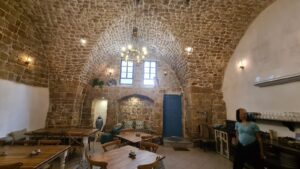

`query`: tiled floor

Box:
[55,144,232,169]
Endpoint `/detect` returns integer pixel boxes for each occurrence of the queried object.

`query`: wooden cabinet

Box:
[263,141,300,169]
[215,129,229,158]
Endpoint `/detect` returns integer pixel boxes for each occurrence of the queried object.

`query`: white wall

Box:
[0,79,49,137]
[92,99,108,131]
[223,0,300,137]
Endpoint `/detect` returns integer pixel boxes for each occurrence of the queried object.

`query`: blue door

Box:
[163,94,182,137]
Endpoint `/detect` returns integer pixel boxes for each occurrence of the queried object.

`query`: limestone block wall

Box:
[119,95,154,124]
[80,60,181,134]
[0,1,48,87]
[1,0,276,136]
[184,86,226,137]
[46,80,87,127]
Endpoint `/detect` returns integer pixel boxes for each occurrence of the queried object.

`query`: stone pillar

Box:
[184,86,226,137]
[46,80,87,128]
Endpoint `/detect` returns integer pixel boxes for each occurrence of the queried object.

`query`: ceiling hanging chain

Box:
[120,0,148,63]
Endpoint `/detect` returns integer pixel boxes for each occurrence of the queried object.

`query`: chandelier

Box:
[120,27,148,63]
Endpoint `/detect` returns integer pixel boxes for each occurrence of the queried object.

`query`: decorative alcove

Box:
[118,94,155,128]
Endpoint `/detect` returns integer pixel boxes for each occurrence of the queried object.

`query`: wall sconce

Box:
[163,71,168,76]
[107,68,114,77]
[238,60,245,70]
[19,53,33,66]
[184,46,193,55]
[80,38,87,46]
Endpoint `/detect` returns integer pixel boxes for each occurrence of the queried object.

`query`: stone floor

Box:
[53,144,232,169]
[158,146,232,169]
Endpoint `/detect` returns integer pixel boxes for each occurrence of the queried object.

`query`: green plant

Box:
[92,78,104,88]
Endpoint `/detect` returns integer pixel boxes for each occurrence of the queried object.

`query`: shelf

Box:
[254,73,300,87]
[256,118,300,131]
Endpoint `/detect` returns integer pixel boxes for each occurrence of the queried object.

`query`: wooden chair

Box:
[0,140,5,146]
[67,131,84,146]
[137,156,160,169]
[66,131,84,155]
[85,150,108,169]
[102,140,121,152]
[141,135,153,142]
[38,139,61,145]
[0,162,23,169]
[91,131,102,151]
[140,142,159,153]
[198,124,215,151]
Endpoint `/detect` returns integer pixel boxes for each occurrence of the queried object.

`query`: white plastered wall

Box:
[0,79,49,137]
[223,0,300,137]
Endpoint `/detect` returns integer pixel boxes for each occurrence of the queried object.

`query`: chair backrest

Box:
[85,151,108,169]
[38,139,61,145]
[199,124,211,139]
[0,140,5,146]
[140,142,159,153]
[102,140,121,152]
[0,162,23,169]
[67,132,83,146]
[141,135,153,142]
[137,157,160,169]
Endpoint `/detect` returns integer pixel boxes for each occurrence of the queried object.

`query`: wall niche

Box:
[118,94,154,128]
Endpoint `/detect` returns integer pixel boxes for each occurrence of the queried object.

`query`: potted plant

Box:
[92,78,104,88]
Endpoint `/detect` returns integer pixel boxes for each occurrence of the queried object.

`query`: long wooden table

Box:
[0,145,70,169]
[26,128,99,160]
[116,131,154,144]
[90,145,165,169]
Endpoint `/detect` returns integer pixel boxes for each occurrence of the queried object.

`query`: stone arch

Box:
[80,6,187,86]
[118,94,154,103]
[117,94,156,131]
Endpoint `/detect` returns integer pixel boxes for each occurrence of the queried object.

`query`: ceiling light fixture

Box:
[120,27,148,63]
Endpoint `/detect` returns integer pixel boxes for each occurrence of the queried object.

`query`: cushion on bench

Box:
[9,129,27,141]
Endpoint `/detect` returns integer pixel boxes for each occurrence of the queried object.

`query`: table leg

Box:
[59,150,68,169]
[82,136,89,160]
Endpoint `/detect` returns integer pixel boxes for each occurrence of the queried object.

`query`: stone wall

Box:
[46,80,87,127]
[184,86,226,137]
[119,95,155,128]
[223,0,300,137]
[80,60,182,134]
[1,0,275,137]
[0,1,48,87]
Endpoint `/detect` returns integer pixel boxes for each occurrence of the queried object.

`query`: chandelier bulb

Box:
[128,45,132,50]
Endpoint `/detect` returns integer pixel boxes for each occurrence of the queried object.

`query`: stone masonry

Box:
[0,0,275,136]
[81,59,182,134]
[0,1,48,87]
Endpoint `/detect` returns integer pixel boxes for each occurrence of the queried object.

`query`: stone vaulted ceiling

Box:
[15,0,274,87]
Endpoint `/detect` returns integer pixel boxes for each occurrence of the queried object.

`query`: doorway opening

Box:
[91,99,108,131]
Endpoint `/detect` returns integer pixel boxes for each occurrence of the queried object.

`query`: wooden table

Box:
[116,131,154,144]
[26,128,99,160]
[0,145,70,169]
[90,145,165,169]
